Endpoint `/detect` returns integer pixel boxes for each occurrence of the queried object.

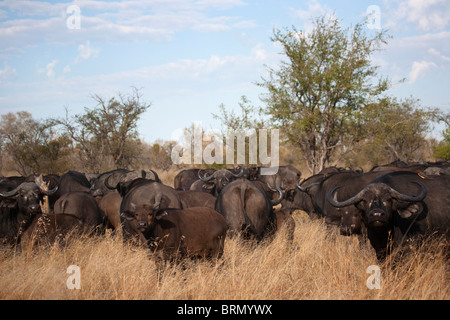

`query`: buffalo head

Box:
[0,178,58,217]
[327,181,427,228]
[198,168,244,195]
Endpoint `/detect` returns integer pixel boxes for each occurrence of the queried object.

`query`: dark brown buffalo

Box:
[123,205,227,261]
[20,213,87,249]
[195,168,244,196]
[53,192,104,230]
[256,165,301,190]
[173,168,216,191]
[327,171,449,260]
[56,171,91,196]
[176,190,216,209]
[119,179,182,245]
[296,169,396,235]
[0,178,58,245]
[215,178,275,239]
[89,168,130,196]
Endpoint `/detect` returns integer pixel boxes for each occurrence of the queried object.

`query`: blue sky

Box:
[1,0,450,143]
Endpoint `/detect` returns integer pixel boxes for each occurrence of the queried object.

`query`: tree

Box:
[258,15,391,174]
[212,96,265,133]
[212,96,270,168]
[53,88,151,172]
[0,111,71,175]
[343,97,436,168]
[433,111,450,160]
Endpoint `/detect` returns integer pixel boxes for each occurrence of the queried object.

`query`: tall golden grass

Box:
[0,211,448,300]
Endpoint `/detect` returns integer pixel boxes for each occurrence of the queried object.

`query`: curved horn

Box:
[198,169,217,182]
[41,185,58,196]
[230,167,244,178]
[327,185,367,208]
[147,169,159,181]
[105,172,125,190]
[296,177,307,191]
[267,183,285,205]
[0,185,21,198]
[296,178,320,194]
[389,181,427,202]
[35,175,58,195]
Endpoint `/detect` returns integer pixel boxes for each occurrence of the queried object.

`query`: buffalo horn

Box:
[267,182,285,205]
[295,178,307,191]
[105,172,123,190]
[389,181,427,202]
[198,169,216,182]
[327,186,367,208]
[230,167,244,178]
[0,185,20,198]
[35,175,58,195]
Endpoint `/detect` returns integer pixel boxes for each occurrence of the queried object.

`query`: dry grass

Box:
[0,211,448,300]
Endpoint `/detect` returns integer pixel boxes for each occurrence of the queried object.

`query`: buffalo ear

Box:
[202,182,215,190]
[395,201,423,219]
[156,211,168,220]
[121,210,135,221]
[355,200,367,211]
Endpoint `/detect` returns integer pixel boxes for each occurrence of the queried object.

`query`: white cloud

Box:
[408,60,437,83]
[0,0,255,52]
[428,48,450,62]
[394,0,450,31]
[291,0,334,34]
[0,62,17,82]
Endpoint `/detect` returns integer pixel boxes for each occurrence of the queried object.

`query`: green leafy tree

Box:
[343,97,436,167]
[258,15,391,174]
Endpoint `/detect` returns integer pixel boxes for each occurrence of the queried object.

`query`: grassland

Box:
[0,211,448,300]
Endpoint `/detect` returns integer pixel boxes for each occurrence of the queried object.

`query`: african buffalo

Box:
[174,168,216,191]
[20,213,87,249]
[53,191,104,231]
[296,169,396,235]
[56,171,91,196]
[195,168,244,196]
[328,171,449,260]
[0,178,58,245]
[215,178,275,239]
[256,165,301,190]
[119,179,182,245]
[122,205,227,261]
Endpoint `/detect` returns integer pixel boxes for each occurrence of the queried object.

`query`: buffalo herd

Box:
[1,160,449,262]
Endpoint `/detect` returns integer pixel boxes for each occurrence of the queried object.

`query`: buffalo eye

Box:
[356,200,367,210]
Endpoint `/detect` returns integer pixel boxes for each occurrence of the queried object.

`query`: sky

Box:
[1,0,450,144]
